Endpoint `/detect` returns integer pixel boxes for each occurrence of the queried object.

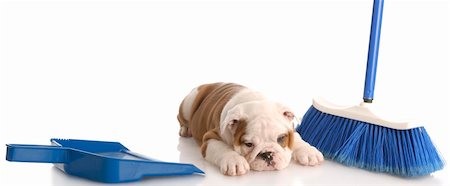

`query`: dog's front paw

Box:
[219,153,250,176]
[179,126,192,137]
[293,145,324,166]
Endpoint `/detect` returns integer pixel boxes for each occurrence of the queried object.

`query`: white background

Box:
[0,0,449,185]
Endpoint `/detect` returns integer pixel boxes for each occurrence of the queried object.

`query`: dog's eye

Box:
[244,142,253,148]
[277,134,287,144]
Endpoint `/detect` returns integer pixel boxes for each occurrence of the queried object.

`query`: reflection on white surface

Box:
[0,136,447,186]
[45,137,448,186]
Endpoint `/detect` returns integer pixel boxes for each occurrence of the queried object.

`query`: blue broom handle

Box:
[363,0,384,103]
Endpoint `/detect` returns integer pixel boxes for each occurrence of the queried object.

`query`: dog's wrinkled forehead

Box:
[220,100,295,141]
[242,101,280,116]
[245,116,290,138]
[244,102,292,126]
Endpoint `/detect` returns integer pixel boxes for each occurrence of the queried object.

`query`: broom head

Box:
[297,97,445,177]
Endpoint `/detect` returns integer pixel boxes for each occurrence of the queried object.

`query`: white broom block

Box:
[312,97,421,130]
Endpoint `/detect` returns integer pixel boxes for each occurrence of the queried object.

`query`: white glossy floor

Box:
[1,134,449,186]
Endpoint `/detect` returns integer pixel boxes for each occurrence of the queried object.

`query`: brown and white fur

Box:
[177,82,323,176]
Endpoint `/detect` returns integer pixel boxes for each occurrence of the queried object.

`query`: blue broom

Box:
[296,0,444,177]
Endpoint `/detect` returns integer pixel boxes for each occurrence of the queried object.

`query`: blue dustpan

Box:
[5,138,204,183]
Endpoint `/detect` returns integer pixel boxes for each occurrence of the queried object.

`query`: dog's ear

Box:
[220,106,243,134]
[277,103,295,121]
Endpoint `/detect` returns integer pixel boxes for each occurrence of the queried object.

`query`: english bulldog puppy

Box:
[177,82,323,176]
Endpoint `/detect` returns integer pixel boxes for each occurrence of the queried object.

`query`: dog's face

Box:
[220,101,295,171]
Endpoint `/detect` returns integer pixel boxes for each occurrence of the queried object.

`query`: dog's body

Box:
[177,82,323,176]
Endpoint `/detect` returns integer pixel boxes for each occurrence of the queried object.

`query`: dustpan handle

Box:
[6,144,68,163]
[363,0,384,103]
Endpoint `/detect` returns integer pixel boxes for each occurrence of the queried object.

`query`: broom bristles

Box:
[297,106,445,177]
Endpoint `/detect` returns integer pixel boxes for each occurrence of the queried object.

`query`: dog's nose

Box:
[258,151,274,162]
